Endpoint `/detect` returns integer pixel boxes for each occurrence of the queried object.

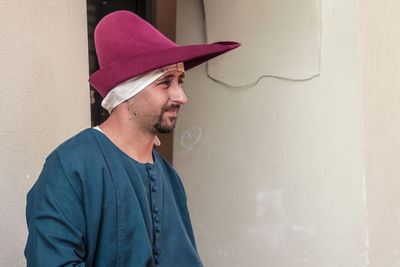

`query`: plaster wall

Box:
[175,0,367,266]
[0,1,90,265]
[359,1,400,266]
[1,1,398,266]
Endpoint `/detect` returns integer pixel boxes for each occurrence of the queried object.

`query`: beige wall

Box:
[0,1,90,265]
[2,0,400,266]
[359,1,400,266]
[175,0,368,266]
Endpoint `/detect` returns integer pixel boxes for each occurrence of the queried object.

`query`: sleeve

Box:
[25,151,87,267]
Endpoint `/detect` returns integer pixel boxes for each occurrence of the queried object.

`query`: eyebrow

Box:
[158,73,185,81]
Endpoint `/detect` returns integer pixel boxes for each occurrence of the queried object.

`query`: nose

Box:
[171,82,187,105]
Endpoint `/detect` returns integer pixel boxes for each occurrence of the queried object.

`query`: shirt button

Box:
[154,216,160,223]
[156,226,161,233]
[153,207,159,213]
[155,249,160,255]
[155,257,160,264]
[152,187,157,193]
[150,176,155,181]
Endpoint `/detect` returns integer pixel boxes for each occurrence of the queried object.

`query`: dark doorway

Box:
[87,0,153,127]
[86,0,176,164]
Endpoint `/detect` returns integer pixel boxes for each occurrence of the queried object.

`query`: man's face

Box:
[126,70,187,134]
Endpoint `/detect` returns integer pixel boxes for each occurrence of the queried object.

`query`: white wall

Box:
[2,1,400,266]
[175,0,367,266]
[359,1,400,266]
[0,1,90,265]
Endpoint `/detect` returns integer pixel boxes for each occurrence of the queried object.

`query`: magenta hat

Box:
[88,10,241,98]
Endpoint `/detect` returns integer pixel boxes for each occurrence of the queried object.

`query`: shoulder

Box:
[53,128,100,158]
[153,150,178,176]
[44,128,106,184]
[33,128,108,202]
[52,127,107,171]
[153,150,188,199]
[28,129,97,205]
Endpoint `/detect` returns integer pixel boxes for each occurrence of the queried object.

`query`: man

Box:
[25,10,239,266]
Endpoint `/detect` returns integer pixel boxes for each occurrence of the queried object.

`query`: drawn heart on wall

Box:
[180,126,203,151]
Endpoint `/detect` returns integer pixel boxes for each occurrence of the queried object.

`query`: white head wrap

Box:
[101,62,185,113]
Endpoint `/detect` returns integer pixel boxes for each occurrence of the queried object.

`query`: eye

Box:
[157,80,170,86]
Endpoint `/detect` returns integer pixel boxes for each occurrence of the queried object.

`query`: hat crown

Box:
[94,11,177,68]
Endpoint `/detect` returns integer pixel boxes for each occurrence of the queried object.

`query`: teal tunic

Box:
[25,128,203,267]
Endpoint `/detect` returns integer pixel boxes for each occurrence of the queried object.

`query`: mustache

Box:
[163,103,181,112]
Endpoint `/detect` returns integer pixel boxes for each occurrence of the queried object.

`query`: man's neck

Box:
[99,110,156,164]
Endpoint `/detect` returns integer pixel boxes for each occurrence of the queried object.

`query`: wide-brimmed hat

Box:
[89,10,240,98]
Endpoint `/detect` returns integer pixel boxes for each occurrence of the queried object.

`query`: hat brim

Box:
[89,41,241,98]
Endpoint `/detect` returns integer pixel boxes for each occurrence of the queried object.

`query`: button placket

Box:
[149,165,162,265]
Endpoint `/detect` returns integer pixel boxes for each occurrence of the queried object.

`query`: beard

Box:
[153,103,180,133]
